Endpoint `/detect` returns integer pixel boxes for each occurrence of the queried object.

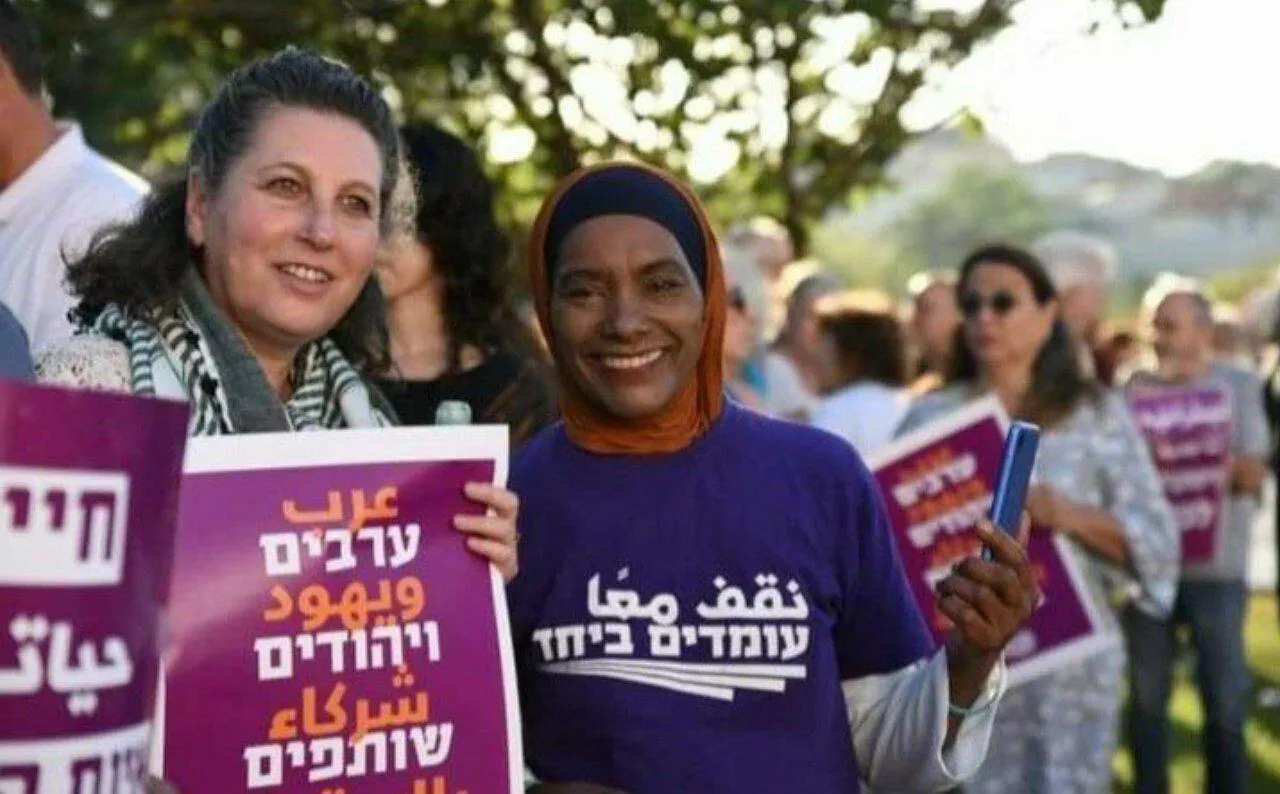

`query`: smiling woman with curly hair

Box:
[375,121,555,445]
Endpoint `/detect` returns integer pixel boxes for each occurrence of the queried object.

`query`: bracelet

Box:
[947,657,1007,718]
[947,695,996,718]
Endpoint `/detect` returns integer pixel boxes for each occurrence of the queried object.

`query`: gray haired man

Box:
[1032,230,1118,384]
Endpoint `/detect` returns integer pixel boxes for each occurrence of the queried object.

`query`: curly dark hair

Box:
[66,47,403,374]
[948,243,1101,426]
[397,121,535,373]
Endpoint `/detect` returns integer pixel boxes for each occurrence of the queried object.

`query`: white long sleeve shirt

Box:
[847,648,1005,792]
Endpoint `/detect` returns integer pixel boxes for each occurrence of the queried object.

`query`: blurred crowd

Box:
[1,1,1277,791]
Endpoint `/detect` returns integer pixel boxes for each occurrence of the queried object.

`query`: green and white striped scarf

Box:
[89,299,392,435]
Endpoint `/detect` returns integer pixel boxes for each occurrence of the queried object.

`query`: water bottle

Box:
[434,400,472,426]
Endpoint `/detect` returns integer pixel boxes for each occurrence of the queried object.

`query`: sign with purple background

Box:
[0,381,189,793]
[155,427,521,794]
[866,397,1114,688]
[1126,385,1232,566]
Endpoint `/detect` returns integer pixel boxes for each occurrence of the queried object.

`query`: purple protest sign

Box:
[1126,385,1232,566]
[0,381,189,792]
[156,426,521,794]
[866,397,1113,687]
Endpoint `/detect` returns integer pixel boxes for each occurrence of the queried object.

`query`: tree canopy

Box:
[17,0,1165,248]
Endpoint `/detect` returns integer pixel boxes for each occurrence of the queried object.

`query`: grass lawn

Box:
[1112,594,1280,793]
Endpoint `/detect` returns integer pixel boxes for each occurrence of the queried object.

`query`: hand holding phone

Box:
[983,421,1040,559]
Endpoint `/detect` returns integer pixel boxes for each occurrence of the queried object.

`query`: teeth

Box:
[600,350,663,370]
[280,263,330,284]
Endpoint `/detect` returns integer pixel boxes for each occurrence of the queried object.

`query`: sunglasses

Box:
[960,290,1018,319]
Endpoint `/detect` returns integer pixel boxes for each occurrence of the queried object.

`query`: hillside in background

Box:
[819,130,1280,291]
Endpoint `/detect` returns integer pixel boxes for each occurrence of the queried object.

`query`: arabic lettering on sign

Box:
[0,614,135,717]
[282,487,400,530]
[263,576,427,632]
[265,681,431,743]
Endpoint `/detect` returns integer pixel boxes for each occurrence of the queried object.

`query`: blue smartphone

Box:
[983,421,1041,560]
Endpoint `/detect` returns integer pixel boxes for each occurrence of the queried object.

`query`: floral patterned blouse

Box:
[895,385,1179,794]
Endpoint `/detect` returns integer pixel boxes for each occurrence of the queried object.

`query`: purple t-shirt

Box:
[509,403,935,793]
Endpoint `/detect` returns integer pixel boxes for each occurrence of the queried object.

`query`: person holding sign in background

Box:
[508,163,1040,794]
[1123,275,1267,794]
[898,243,1178,794]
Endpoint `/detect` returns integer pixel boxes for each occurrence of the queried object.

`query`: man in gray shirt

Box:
[1123,276,1265,794]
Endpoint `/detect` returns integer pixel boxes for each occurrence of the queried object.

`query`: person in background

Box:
[1032,230,1118,385]
[724,215,794,289]
[721,219,795,407]
[810,290,910,457]
[1267,294,1280,635]
[511,162,1038,794]
[0,301,32,379]
[763,272,840,421]
[898,243,1179,794]
[905,270,961,388]
[374,122,554,445]
[1101,325,1141,385]
[1210,301,1254,369]
[1123,275,1267,794]
[721,240,770,409]
[0,1,148,353]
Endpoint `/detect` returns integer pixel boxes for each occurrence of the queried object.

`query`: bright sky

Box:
[936,0,1278,175]
[487,0,1275,180]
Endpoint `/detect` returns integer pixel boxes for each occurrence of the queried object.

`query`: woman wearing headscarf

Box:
[508,163,1039,794]
[897,243,1179,794]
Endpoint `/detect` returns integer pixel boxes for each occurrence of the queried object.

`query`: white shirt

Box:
[812,381,911,457]
[849,648,1005,792]
[762,351,818,420]
[0,123,148,354]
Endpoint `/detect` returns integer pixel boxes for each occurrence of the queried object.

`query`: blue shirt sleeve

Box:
[835,452,936,680]
[0,303,33,380]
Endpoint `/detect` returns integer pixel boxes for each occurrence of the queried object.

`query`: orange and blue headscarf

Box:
[528,162,726,455]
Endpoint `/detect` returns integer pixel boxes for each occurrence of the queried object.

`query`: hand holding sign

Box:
[454,482,520,582]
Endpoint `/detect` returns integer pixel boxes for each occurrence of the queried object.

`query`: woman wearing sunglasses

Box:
[897,243,1178,794]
